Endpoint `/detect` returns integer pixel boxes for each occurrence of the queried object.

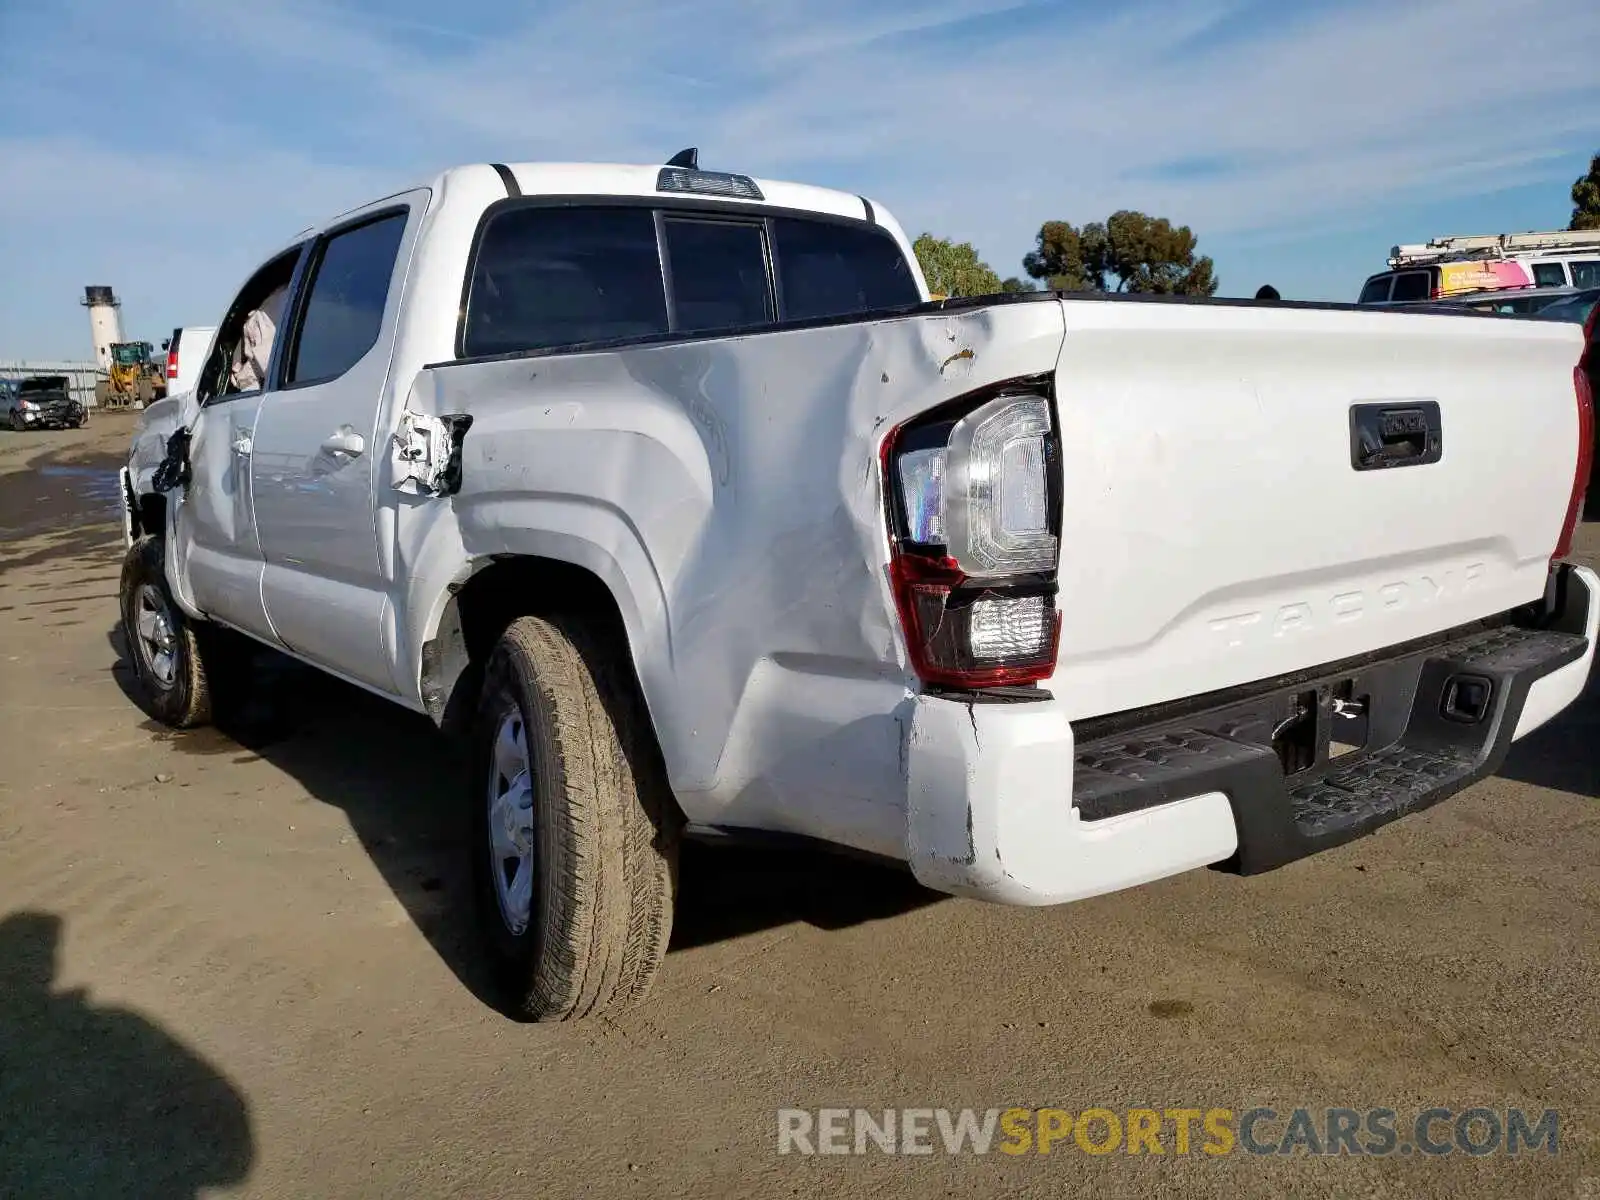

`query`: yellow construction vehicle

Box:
[96,342,168,408]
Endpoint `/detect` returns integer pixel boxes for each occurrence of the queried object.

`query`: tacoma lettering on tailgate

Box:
[1207,563,1487,648]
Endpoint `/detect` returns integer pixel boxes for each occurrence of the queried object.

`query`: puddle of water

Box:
[0,454,124,539]
[37,463,124,504]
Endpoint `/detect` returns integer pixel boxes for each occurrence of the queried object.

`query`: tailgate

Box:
[1045,300,1586,720]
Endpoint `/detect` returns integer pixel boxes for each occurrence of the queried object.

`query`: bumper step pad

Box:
[1070,617,1589,874]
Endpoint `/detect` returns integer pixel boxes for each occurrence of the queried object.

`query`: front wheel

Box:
[470,614,680,1022]
[118,537,215,728]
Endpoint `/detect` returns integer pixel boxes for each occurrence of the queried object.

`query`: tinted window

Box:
[1358,276,1392,304]
[1571,261,1600,289]
[772,218,921,319]
[1540,294,1600,325]
[1389,272,1430,302]
[463,207,668,357]
[287,213,408,384]
[1532,262,1567,288]
[662,219,773,333]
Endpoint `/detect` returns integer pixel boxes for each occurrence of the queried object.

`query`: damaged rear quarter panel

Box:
[396,300,1066,850]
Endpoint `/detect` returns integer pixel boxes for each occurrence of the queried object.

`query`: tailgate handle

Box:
[1349,401,1442,471]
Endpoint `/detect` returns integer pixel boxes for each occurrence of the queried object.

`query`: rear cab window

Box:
[770,217,921,320]
[460,202,920,358]
[661,218,774,333]
[1571,261,1600,289]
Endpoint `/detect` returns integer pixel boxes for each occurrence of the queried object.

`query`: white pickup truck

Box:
[120,155,1599,1022]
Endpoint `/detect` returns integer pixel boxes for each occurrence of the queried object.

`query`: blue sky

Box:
[1,0,1597,360]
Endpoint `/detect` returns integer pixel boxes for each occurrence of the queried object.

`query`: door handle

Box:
[321,428,366,458]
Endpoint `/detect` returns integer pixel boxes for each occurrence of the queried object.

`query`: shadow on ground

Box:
[106,627,939,1016]
[0,912,254,1199]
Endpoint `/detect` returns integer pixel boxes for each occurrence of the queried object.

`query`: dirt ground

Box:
[1,412,1597,1199]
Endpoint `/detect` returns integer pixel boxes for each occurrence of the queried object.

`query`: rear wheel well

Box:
[424,556,635,737]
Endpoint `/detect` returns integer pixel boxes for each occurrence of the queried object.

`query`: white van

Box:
[1360,229,1600,304]
[162,326,217,398]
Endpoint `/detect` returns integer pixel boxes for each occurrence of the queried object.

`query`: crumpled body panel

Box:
[400,303,1066,851]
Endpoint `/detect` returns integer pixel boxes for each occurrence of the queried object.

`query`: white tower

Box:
[83,286,124,370]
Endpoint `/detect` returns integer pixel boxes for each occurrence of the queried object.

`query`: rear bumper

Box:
[906,564,1598,905]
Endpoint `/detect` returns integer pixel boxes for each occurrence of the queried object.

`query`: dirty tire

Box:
[471,614,680,1022]
[119,536,214,729]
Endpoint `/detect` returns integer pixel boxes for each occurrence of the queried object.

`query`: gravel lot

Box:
[1,413,1597,1199]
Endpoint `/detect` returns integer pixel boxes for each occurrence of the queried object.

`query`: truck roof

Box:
[305,160,889,245]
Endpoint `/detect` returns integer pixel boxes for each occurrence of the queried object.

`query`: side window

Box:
[1389,272,1430,302]
[462,207,668,357]
[198,247,304,404]
[1532,262,1568,288]
[1358,276,1392,304]
[771,218,921,320]
[1570,261,1600,289]
[661,218,773,333]
[285,212,408,386]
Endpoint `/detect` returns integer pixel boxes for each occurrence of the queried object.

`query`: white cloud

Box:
[2,0,1597,355]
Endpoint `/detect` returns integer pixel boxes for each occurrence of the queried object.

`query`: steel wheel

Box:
[133,583,179,689]
[487,707,536,936]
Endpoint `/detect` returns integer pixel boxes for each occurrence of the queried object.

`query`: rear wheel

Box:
[470,614,680,1022]
[119,537,223,728]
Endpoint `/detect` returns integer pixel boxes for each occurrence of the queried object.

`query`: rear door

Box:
[250,196,423,692]
[1043,299,1586,720]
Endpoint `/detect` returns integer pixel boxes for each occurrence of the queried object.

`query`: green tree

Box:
[1022,221,1095,291]
[1570,152,1600,232]
[1023,210,1218,295]
[999,276,1036,293]
[913,233,1003,297]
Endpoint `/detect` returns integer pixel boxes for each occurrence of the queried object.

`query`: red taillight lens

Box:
[888,554,1061,688]
[166,350,178,379]
[1554,309,1597,562]
[883,386,1063,690]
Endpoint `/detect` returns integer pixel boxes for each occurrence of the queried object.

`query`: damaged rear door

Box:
[249,197,424,692]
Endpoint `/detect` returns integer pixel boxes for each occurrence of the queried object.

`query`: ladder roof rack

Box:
[1389,228,1600,268]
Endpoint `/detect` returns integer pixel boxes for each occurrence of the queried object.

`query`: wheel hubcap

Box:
[134,584,179,688]
[487,708,536,936]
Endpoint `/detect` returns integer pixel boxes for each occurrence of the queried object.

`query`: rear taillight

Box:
[166,349,178,379]
[1554,307,1597,562]
[883,387,1062,689]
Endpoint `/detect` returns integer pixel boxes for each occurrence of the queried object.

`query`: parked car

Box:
[5,375,87,430]
[162,326,218,398]
[1433,284,1587,315]
[1536,287,1600,327]
[119,156,1598,1023]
